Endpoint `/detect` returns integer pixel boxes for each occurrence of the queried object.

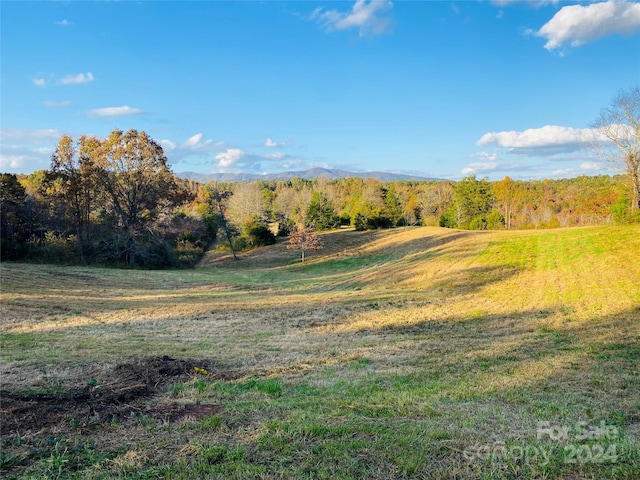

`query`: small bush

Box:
[28,232,79,263]
[246,225,276,247]
[486,210,505,229]
[469,216,486,230]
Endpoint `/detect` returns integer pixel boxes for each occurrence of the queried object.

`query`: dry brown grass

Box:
[1,226,638,386]
[1,225,639,478]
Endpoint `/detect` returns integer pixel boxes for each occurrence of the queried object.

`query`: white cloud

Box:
[552,161,609,177]
[0,154,27,171]
[183,133,214,150]
[535,0,640,51]
[160,139,177,151]
[160,133,223,164]
[44,100,71,108]
[60,72,94,85]
[264,137,292,148]
[184,133,203,148]
[88,105,143,118]
[580,161,605,171]
[266,152,286,159]
[56,19,72,26]
[475,151,499,162]
[33,78,47,87]
[461,162,499,175]
[161,133,217,155]
[265,137,278,147]
[0,128,61,173]
[477,125,602,155]
[215,148,245,168]
[493,0,557,6]
[0,127,60,143]
[310,0,394,36]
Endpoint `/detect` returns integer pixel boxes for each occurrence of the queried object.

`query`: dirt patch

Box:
[0,356,234,437]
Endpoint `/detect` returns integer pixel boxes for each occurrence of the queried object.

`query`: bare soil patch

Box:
[0,356,233,437]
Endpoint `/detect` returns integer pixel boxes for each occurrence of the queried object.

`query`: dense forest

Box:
[1,129,638,268]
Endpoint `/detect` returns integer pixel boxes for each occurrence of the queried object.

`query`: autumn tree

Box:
[394,183,421,226]
[49,134,102,258]
[287,223,323,263]
[592,86,640,217]
[493,176,519,229]
[98,129,181,266]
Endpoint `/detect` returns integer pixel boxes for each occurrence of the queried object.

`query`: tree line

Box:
[2,86,638,267]
[1,133,637,268]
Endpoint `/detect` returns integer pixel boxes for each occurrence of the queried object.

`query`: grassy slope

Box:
[1,225,639,479]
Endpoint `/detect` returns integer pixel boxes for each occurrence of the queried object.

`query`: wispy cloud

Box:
[210,150,304,173]
[552,161,608,178]
[32,72,94,87]
[493,0,558,7]
[60,72,94,85]
[533,0,640,51]
[159,133,306,173]
[461,161,499,175]
[44,100,71,108]
[55,19,73,26]
[0,127,60,143]
[264,137,293,148]
[160,133,222,160]
[0,128,61,173]
[87,105,143,118]
[310,0,394,36]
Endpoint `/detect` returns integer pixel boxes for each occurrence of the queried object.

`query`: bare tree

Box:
[418,182,454,225]
[227,182,267,230]
[286,223,323,263]
[592,86,640,213]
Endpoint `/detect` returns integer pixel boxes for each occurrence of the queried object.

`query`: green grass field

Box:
[1,225,639,479]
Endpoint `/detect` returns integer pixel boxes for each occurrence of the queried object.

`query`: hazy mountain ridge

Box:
[176,168,440,183]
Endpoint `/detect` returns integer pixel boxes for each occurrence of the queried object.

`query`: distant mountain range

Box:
[176,168,440,183]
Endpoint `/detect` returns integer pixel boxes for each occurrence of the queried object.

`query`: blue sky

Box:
[1,0,639,180]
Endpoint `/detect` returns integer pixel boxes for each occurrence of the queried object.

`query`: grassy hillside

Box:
[1,225,639,479]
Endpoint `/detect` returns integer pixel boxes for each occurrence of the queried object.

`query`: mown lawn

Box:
[1,225,639,479]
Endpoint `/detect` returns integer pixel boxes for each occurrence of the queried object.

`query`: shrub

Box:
[246,224,276,247]
[486,210,505,229]
[439,211,456,228]
[469,216,487,230]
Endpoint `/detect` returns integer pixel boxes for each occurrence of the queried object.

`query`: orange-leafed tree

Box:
[287,223,323,263]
